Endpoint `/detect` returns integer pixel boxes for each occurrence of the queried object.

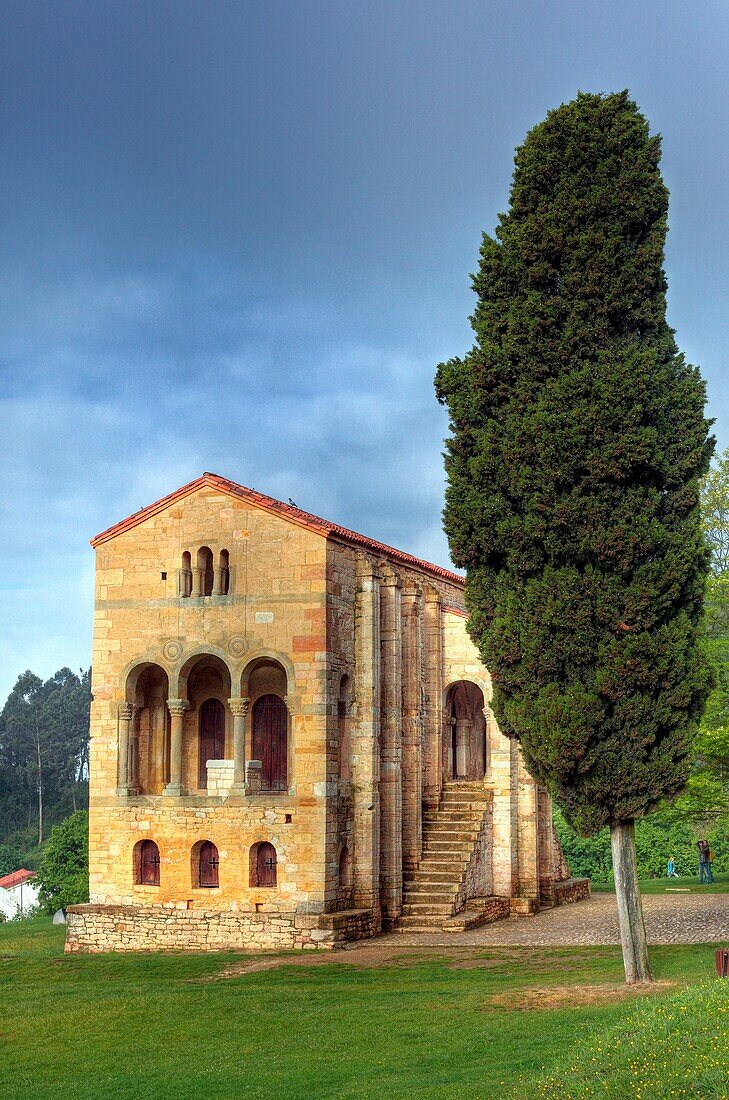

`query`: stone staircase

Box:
[397,785,502,932]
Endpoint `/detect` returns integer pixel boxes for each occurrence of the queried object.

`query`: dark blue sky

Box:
[2,1,727,698]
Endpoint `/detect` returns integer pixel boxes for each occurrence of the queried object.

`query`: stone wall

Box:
[553,877,591,906]
[454,799,494,912]
[89,486,331,913]
[66,903,376,953]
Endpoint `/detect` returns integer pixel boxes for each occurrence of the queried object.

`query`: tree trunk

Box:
[36,720,43,846]
[610,819,652,983]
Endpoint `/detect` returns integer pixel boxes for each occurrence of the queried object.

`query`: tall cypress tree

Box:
[436,91,714,983]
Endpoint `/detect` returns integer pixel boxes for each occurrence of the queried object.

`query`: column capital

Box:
[118,702,134,721]
[228,696,250,717]
[423,583,441,605]
[380,563,401,588]
[355,550,381,581]
[167,698,189,718]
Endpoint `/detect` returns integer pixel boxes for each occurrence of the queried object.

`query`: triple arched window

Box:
[179,548,230,597]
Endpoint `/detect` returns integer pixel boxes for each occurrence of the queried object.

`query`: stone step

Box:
[425,816,483,827]
[442,785,490,796]
[409,883,462,894]
[438,798,489,809]
[423,827,480,840]
[407,862,464,874]
[403,886,455,900]
[423,842,474,855]
[424,810,486,821]
[408,870,463,884]
[395,915,449,930]
[421,856,472,868]
[401,901,453,916]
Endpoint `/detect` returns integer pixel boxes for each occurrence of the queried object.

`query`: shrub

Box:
[35,810,89,913]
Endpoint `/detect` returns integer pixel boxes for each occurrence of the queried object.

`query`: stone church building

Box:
[66,473,585,953]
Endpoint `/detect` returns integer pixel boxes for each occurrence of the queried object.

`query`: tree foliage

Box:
[35,810,89,913]
[669,447,729,822]
[0,842,23,878]
[436,91,714,837]
[0,668,90,847]
[554,807,729,882]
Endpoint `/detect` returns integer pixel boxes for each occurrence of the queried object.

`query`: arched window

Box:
[250,842,277,887]
[339,846,352,890]
[219,549,230,595]
[180,551,192,597]
[252,695,288,792]
[197,841,219,888]
[197,547,214,597]
[135,839,161,886]
[199,698,225,788]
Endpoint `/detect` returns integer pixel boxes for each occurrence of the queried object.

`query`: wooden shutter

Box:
[199,841,219,887]
[256,842,277,887]
[252,695,288,791]
[140,840,160,886]
[199,699,226,787]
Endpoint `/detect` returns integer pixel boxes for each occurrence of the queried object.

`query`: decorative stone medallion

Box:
[228,636,248,658]
[163,639,183,662]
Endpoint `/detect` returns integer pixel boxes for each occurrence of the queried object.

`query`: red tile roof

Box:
[0,869,36,890]
[91,472,465,587]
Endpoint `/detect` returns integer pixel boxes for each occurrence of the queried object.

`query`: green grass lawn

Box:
[1,919,727,1099]
[592,869,729,894]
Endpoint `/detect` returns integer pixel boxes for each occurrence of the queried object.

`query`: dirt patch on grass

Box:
[449,950,597,971]
[486,979,676,1010]
[206,944,613,981]
[209,946,455,979]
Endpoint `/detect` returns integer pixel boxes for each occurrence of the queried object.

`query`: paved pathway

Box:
[359,892,729,950]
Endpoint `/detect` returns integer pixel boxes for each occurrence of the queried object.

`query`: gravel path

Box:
[366,892,729,949]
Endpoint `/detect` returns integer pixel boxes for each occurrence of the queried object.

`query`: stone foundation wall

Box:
[553,877,591,906]
[454,801,493,912]
[65,903,376,953]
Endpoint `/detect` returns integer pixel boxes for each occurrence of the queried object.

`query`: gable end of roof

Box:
[91,472,465,587]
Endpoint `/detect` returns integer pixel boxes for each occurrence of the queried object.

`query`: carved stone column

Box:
[117,702,133,796]
[517,749,540,901]
[352,553,381,919]
[401,582,423,875]
[191,566,203,598]
[228,697,250,790]
[212,564,224,596]
[129,704,141,791]
[422,585,443,809]
[379,565,403,929]
[164,699,189,795]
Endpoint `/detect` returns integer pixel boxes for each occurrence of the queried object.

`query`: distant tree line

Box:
[0,667,90,859]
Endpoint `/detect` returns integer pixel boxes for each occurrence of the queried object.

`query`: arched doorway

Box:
[252,694,288,791]
[199,698,225,788]
[446,681,486,781]
[177,653,232,792]
[125,663,170,794]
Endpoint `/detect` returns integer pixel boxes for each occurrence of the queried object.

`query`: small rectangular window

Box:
[161,571,167,580]
[285,813,292,824]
